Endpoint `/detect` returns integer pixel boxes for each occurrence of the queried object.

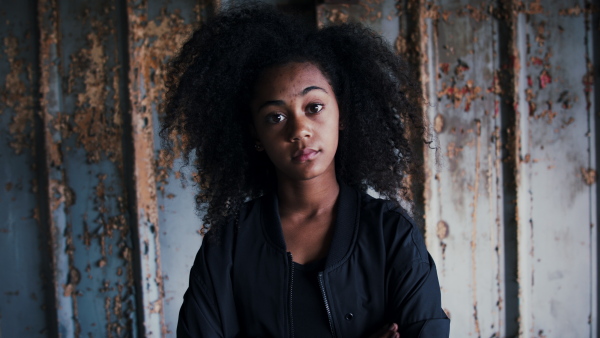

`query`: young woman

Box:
[162,3,450,337]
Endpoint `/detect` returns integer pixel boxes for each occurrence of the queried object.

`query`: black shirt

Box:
[291,258,331,336]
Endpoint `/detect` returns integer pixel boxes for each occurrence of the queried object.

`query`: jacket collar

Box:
[260,181,361,268]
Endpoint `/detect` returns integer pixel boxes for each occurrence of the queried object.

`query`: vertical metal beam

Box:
[38,0,140,336]
[496,0,520,335]
[125,1,215,335]
[126,0,165,333]
[421,1,505,336]
[37,0,74,336]
[516,1,596,336]
[0,0,49,336]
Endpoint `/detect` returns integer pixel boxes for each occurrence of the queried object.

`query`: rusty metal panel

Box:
[38,0,138,336]
[0,1,48,336]
[515,1,596,336]
[420,1,504,337]
[126,0,211,335]
[316,0,400,44]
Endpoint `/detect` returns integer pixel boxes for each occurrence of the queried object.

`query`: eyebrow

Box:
[302,86,327,95]
[257,86,328,111]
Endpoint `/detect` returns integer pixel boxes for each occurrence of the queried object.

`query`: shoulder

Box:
[358,190,416,232]
[358,191,429,265]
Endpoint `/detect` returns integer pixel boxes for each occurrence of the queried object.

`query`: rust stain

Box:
[446,142,463,159]
[436,220,449,241]
[38,0,64,170]
[534,108,557,124]
[454,59,470,78]
[439,62,450,75]
[69,20,122,163]
[558,5,589,17]
[525,88,537,116]
[156,149,172,194]
[538,69,551,89]
[395,35,407,55]
[422,2,494,23]
[535,21,546,47]
[487,71,503,96]
[49,179,74,212]
[557,90,573,109]
[581,167,596,185]
[105,296,113,338]
[325,7,349,25]
[317,1,388,27]
[493,125,502,322]
[530,56,543,66]
[422,3,441,21]
[582,63,594,93]
[437,80,483,112]
[2,34,35,155]
[470,119,481,337]
[95,169,133,334]
[433,114,444,133]
[521,0,544,15]
[437,58,484,112]
[128,5,195,335]
[455,4,489,22]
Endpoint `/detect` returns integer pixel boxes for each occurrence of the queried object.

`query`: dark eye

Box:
[307,103,324,114]
[266,113,286,124]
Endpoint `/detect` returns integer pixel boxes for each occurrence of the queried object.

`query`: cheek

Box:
[327,113,341,146]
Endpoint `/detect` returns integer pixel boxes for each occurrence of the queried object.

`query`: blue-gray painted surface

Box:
[0,1,47,336]
[38,0,138,336]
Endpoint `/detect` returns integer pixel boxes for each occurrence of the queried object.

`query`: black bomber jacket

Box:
[178,183,450,337]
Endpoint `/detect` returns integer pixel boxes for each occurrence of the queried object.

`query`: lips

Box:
[292,148,319,162]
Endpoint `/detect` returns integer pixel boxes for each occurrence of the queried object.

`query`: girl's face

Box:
[251,62,340,182]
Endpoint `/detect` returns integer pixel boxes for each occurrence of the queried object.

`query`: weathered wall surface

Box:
[0,0,597,337]
[1,0,210,336]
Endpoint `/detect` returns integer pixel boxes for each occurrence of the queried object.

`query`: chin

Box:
[289,166,332,182]
[275,158,336,182]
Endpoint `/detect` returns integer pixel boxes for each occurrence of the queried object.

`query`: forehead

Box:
[253,62,332,99]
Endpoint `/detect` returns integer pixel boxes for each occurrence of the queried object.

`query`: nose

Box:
[287,114,312,142]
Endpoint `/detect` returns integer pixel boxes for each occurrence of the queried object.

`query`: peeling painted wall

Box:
[1,0,211,336]
[1,0,48,336]
[318,0,597,337]
[0,0,597,337]
[412,0,597,336]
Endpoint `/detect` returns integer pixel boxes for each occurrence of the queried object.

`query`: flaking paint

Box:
[1,1,597,337]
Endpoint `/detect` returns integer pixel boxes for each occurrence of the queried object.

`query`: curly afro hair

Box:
[161,2,427,236]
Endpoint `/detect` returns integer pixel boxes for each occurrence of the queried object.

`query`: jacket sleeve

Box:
[385,211,450,337]
[177,234,240,337]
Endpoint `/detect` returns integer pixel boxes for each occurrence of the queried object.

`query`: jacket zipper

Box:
[287,252,295,338]
[318,272,336,338]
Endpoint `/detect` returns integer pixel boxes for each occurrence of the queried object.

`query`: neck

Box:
[276,171,340,218]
